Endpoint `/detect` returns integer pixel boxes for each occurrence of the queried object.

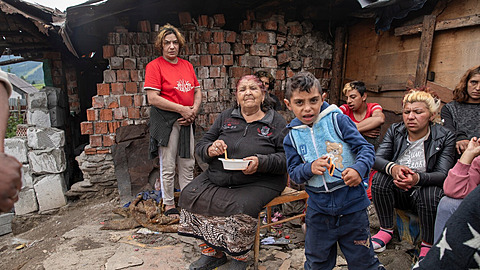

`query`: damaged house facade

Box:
[1,0,479,214]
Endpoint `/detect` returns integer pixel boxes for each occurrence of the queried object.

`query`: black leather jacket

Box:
[373,122,456,187]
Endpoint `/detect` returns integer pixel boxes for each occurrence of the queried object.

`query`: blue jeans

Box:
[304,207,383,270]
[433,196,463,243]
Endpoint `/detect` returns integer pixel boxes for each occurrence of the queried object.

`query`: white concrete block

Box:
[34,174,67,212]
[27,109,51,128]
[0,223,12,235]
[44,87,67,108]
[14,188,38,215]
[4,137,28,164]
[21,164,33,189]
[28,149,66,174]
[0,213,14,235]
[27,127,65,150]
[0,213,14,225]
[49,106,66,127]
[27,92,48,109]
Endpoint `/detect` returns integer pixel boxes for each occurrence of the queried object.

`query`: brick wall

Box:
[80,12,333,154]
[44,52,80,115]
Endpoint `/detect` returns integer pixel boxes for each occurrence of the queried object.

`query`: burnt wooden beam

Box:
[414,15,436,88]
[0,31,42,41]
[0,57,42,66]
[12,48,55,55]
[330,25,346,105]
[12,15,50,40]
[395,14,480,36]
[0,41,51,51]
[0,57,24,66]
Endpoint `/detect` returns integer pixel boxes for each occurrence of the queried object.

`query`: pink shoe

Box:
[419,243,431,260]
[372,228,393,253]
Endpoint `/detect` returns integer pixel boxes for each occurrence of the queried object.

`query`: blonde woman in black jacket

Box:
[370,89,456,261]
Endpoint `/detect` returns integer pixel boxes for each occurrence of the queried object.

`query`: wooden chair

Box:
[253,187,309,269]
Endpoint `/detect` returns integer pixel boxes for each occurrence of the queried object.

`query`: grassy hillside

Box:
[0,56,45,86]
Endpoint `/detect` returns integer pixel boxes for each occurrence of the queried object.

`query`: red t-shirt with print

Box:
[144,56,199,106]
[339,103,383,123]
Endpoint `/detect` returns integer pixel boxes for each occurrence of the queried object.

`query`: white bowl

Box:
[218,158,251,170]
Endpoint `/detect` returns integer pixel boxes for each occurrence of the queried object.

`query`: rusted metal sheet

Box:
[0,1,53,35]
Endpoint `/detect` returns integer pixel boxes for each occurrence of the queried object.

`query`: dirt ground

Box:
[0,196,118,270]
[0,195,415,270]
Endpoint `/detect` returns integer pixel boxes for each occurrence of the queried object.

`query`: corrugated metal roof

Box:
[7,72,39,94]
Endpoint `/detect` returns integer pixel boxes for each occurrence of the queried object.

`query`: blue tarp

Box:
[357,0,429,33]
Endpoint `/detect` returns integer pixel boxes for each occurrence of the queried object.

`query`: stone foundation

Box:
[67,152,117,199]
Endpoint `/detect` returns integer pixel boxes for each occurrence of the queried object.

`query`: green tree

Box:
[6,114,24,138]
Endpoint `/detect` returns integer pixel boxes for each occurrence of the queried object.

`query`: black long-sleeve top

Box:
[196,107,288,191]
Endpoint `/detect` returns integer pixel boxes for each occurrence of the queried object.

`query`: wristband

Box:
[386,162,396,176]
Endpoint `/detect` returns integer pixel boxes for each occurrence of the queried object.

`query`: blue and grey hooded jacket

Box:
[284,102,375,215]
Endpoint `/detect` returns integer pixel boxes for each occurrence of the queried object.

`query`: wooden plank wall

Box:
[343,19,419,114]
[428,0,480,88]
[343,0,480,118]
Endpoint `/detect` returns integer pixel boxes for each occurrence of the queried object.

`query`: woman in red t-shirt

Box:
[144,24,202,218]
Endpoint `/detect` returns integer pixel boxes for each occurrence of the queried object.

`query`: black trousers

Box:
[371,172,444,244]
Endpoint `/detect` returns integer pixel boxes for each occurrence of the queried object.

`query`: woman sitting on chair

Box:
[178,75,288,270]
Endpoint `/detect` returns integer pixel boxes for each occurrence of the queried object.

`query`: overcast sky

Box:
[23,0,87,11]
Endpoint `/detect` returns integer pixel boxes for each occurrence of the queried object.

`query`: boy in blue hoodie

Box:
[283,72,384,270]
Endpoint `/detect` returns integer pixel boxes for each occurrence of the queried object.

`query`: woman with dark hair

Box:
[255,70,282,110]
[370,89,456,260]
[441,65,480,155]
[144,23,202,217]
[340,81,385,149]
[178,75,287,270]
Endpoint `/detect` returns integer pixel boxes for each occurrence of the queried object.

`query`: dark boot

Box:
[189,254,227,270]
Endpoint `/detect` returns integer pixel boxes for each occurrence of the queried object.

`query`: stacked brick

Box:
[80,12,333,154]
[180,14,235,130]
[80,25,152,155]
[180,13,333,130]
[235,15,333,100]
